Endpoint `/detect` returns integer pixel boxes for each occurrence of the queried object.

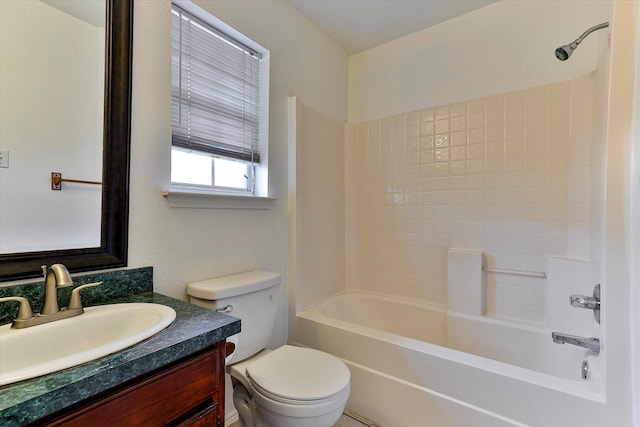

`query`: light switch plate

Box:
[0,150,9,168]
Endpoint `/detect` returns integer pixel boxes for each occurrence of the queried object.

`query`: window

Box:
[171,3,269,195]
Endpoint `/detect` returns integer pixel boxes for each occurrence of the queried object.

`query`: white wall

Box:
[128,0,347,348]
[631,2,640,421]
[0,0,104,252]
[631,1,640,420]
[348,0,606,123]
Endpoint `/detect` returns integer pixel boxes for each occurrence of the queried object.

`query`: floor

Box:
[334,412,373,426]
[227,411,373,427]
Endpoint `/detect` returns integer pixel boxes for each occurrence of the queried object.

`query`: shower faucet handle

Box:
[569,284,600,324]
[570,295,598,310]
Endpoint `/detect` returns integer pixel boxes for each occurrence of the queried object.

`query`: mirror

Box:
[1,0,106,254]
[0,0,132,281]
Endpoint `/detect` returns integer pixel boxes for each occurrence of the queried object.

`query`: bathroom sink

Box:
[0,303,176,386]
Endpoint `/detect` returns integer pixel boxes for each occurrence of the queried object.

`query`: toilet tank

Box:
[187,271,281,364]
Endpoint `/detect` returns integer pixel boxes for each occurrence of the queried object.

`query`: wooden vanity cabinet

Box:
[37,341,228,427]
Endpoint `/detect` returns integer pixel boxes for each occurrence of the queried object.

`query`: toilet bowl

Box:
[187,271,350,427]
[231,345,350,427]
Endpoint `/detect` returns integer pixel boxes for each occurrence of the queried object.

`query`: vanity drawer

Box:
[41,343,224,427]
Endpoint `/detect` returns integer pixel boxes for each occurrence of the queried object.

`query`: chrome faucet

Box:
[570,284,601,324]
[0,264,101,329]
[551,332,600,354]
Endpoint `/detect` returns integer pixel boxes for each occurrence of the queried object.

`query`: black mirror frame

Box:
[0,0,132,281]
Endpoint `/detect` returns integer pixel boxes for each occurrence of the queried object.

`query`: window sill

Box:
[162,190,277,209]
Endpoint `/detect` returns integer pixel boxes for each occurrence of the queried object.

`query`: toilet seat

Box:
[230,345,351,425]
[246,345,350,403]
[250,377,348,407]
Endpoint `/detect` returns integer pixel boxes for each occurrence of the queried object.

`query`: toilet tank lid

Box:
[187,270,281,300]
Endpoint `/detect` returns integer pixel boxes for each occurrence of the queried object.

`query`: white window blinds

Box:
[171,6,261,163]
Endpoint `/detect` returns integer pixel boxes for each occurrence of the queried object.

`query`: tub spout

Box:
[551,332,600,354]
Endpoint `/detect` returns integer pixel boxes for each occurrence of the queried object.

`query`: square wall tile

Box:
[345,78,594,326]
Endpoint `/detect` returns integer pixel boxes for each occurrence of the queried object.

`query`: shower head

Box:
[555,22,609,61]
[555,42,578,61]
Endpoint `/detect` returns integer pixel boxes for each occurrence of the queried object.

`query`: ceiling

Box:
[40,0,105,28]
[288,0,499,55]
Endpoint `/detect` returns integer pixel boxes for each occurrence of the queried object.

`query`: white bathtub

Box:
[293,291,609,427]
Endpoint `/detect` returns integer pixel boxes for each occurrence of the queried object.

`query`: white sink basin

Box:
[0,303,176,386]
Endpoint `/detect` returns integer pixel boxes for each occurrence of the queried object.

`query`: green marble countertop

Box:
[0,292,241,426]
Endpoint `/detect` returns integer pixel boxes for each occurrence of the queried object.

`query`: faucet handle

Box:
[0,296,35,321]
[569,284,601,324]
[570,294,599,309]
[67,282,102,310]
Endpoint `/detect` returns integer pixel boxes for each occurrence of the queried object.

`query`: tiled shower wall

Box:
[345,74,597,325]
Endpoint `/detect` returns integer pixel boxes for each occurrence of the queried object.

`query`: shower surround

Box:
[345,74,599,326]
[290,1,638,425]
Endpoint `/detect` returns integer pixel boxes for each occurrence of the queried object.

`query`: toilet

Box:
[187,271,350,427]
